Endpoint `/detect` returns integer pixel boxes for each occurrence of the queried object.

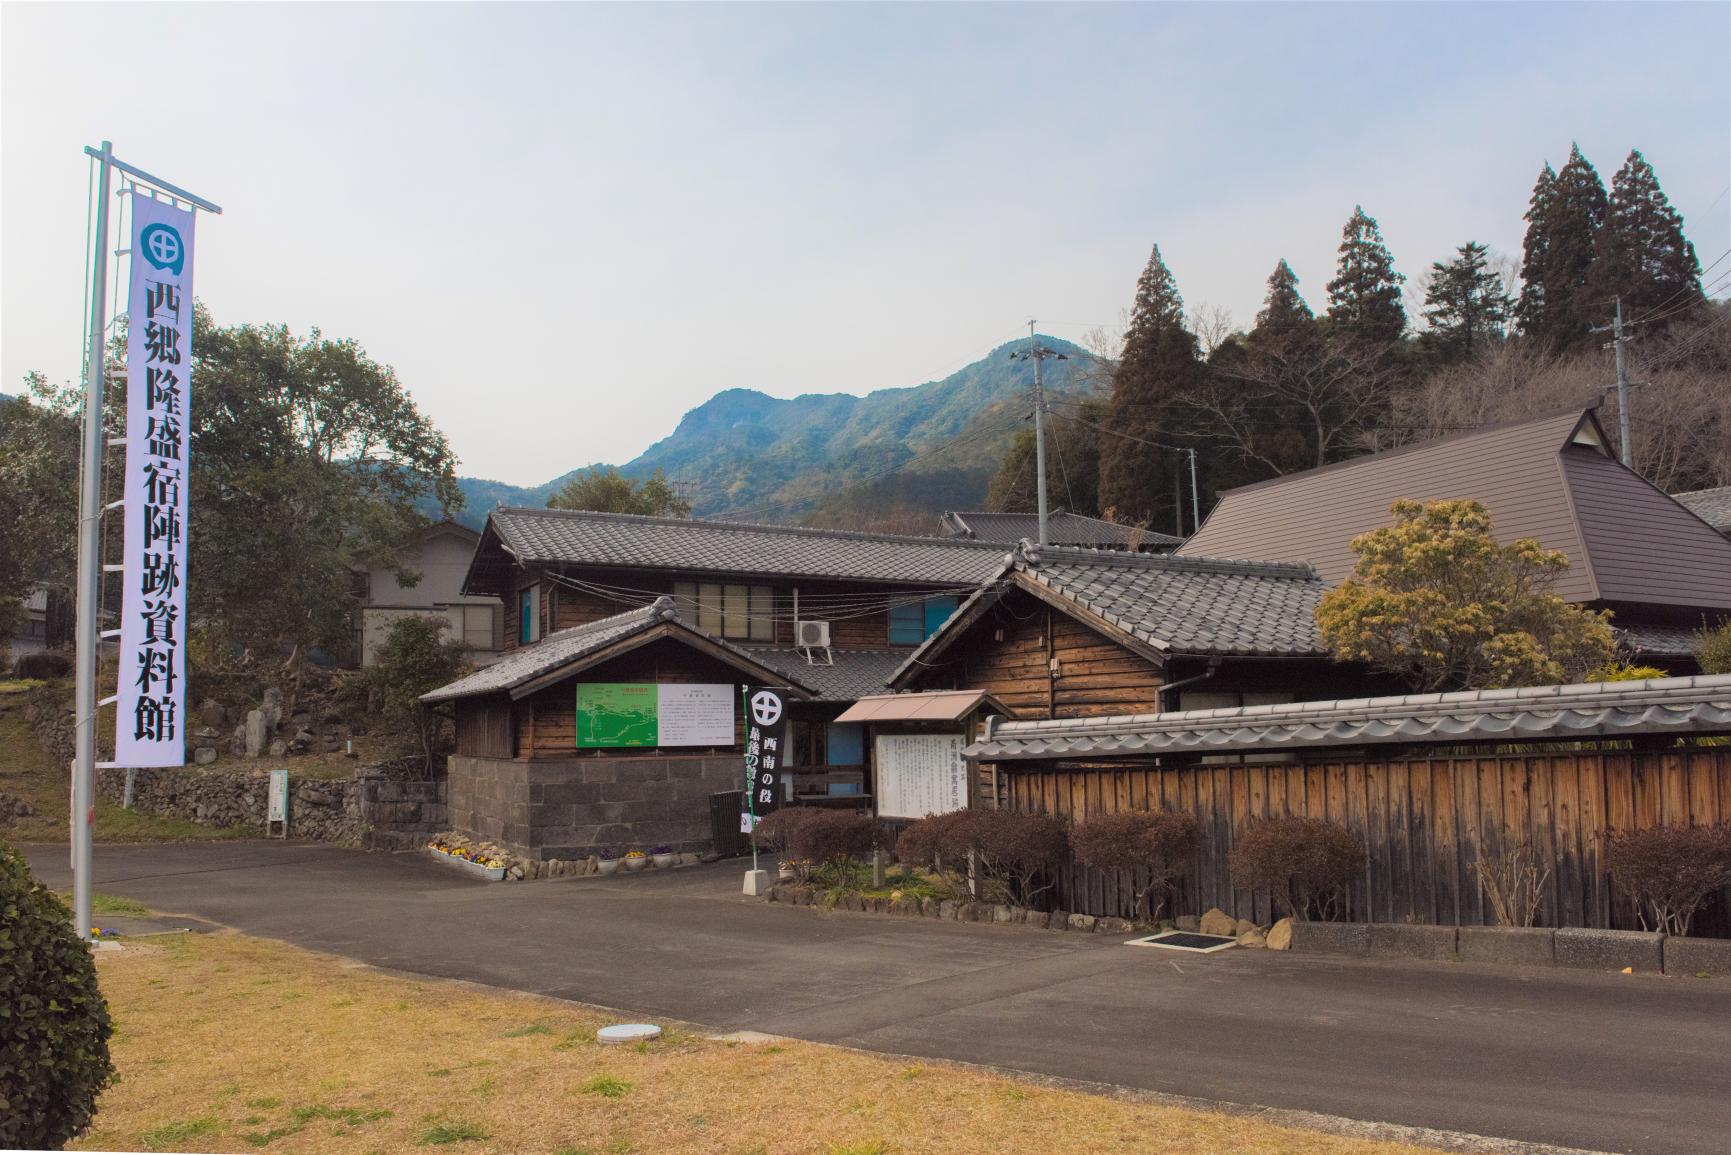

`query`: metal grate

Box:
[1125,931,1238,953]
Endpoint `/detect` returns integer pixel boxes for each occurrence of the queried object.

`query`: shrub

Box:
[363,616,471,771]
[0,841,116,1149]
[785,809,878,866]
[894,810,977,877]
[1587,663,1669,682]
[10,651,70,680]
[750,807,811,854]
[895,810,1068,907]
[1604,824,1731,936]
[1698,622,1731,676]
[1472,840,1551,927]
[1228,816,1365,921]
[1072,810,1199,921]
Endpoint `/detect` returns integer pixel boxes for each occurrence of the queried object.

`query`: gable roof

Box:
[740,647,915,703]
[890,542,1328,688]
[940,510,1183,551]
[420,598,811,704]
[1674,486,1731,534]
[965,673,1731,760]
[1177,408,1731,610]
[464,507,1008,595]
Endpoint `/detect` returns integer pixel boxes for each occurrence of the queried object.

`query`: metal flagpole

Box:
[1029,321,1049,547]
[71,142,115,943]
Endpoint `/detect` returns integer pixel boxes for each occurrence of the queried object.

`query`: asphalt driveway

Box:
[27,841,1731,1155]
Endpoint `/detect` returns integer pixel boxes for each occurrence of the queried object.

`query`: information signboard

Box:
[874,733,969,820]
[576,683,734,748]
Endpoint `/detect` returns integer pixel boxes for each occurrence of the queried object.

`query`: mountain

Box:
[445,336,1104,530]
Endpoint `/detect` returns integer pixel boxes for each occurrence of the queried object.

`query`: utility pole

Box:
[1186,447,1199,536]
[1591,295,1641,467]
[1009,322,1068,546]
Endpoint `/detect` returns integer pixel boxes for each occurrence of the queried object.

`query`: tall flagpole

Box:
[71,142,115,943]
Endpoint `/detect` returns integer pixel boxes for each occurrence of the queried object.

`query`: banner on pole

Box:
[116,193,194,767]
[739,686,788,834]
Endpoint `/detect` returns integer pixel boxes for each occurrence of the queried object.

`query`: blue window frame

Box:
[924,596,959,636]
[519,586,539,645]
[890,595,961,646]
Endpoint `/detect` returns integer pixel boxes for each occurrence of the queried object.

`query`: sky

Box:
[4,2,1728,486]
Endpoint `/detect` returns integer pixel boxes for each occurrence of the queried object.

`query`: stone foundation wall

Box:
[448,754,742,860]
[92,766,447,846]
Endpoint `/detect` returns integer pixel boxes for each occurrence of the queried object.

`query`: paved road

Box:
[28,841,1731,1154]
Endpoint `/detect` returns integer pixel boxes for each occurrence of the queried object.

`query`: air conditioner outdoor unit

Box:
[795,619,833,664]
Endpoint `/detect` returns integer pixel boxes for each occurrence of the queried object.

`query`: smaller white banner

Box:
[874,733,968,820]
[267,770,289,823]
[656,683,734,746]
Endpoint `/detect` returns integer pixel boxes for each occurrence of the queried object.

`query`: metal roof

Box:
[1674,486,1731,534]
[471,507,1008,589]
[1178,408,1731,611]
[834,690,1005,724]
[420,598,809,704]
[740,647,914,703]
[889,542,1327,687]
[966,674,1731,760]
[941,510,1183,551]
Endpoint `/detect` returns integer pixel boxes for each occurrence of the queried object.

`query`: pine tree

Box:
[1590,149,1704,328]
[1326,206,1407,343]
[1515,163,1557,336]
[1422,242,1513,360]
[1253,258,1314,341]
[1533,144,1607,348]
[1097,244,1202,531]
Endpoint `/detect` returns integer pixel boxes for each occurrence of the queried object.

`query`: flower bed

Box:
[426,837,509,881]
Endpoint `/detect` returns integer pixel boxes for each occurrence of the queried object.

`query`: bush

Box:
[1072,810,1199,921]
[1698,622,1731,676]
[749,807,812,855]
[1588,663,1669,682]
[363,616,471,770]
[895,809,1068,907]
[0,841,116,1149]
[1605,824,1731,936]
[1228,816,1365,921]
[10,651,70,680]
[755,808,878,882]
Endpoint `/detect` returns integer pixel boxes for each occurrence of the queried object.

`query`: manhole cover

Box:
[597,1023,663,1045]
[1125,931,1238,953]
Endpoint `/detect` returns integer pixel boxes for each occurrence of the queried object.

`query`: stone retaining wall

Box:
[448,754,742,860]
[92,765,446,846]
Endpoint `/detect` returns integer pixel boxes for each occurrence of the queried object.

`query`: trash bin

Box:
[709,790,749,859]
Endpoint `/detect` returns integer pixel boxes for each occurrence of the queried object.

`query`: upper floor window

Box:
[889,595,960,646]
[447,604,497,652]
[672,581,774,641]
[519,585,540,645]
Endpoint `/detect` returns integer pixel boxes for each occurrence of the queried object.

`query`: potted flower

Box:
[651,844,675,869]
[623,849,648,872]
[778,859,797,883]
[596,848,620,876]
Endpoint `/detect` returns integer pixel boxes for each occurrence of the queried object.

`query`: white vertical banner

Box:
[116,192,195,767]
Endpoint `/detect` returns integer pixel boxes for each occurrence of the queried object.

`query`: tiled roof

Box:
[1674,486,1731,533]
[890,543,1328,687]
[1616,622,1709,660]
[479,507,1008,586]
[741,647,914,702]
[420,599,808,703]
[941,510,1183,550]
[966,674,1731,760]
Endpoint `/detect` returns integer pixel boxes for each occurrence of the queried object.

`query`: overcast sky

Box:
[4,2,1727,485]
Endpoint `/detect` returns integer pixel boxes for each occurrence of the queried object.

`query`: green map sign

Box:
[576,683,736,749]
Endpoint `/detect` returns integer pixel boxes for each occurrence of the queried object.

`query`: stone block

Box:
[1046,909,1070,931]
[1095,916,1134,935]
[1367,923,1458,961]
[1554,927,1665,973]
[992,905,1016,924]
[1175,914,1200,933]
[1457,925,1554,966]
[1068,913,1097,933]
[1289,921,1371,956]
[1663,935,1731,978]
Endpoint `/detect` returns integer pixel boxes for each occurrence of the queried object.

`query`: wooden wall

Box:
[1001,749,1731,933]
[904,588,1165,718]
[454,697,515,758]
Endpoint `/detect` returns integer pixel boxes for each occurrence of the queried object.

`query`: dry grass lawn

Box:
[80,931,1428,1155]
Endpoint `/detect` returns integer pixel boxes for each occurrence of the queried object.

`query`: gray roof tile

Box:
[485,507,1007,585]
[942,510,1183,550]
[741,647,914,702]
[1674,486,1731,533]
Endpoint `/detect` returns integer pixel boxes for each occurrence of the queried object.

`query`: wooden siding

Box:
[454,697,515,758]
[1001,749,1731,933]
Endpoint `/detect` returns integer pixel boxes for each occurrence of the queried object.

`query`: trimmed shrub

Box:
[1228,816,1365,921]
[749,807,813,854]
[1072,810,1199,921]
[894,810,977,878]
[786,809,879,866]
[0,841,116,1149]
[894,810,1068,908]
[1605,824,1731,936]
[1698,622,1731,677]
[10,651,70,680]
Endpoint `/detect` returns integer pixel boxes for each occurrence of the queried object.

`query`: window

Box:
[519,585,540,645]
[447,604,496,651]
[890,595,961,646]
[673,581,773,641]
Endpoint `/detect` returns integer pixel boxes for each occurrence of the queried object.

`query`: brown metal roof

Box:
[834,690,1005,724]
[1177,408,1731,610]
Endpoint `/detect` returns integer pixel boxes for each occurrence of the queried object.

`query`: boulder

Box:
[1095,916,1135,935]
[1199,907,1236,937]
[261,687,284,733]
[244,710,268,758]
[193,747,218,766]
[1068,913,1097,933]
[1266,918,1294,951]
[1237,927,1268,949]
[1175,915,1200,932]
[230,722,247,757]
[287,728,314,754]
[268,739,288,758]
[1047,909,1071,931]
[197,698,228,728]
[1234,917,1257,937]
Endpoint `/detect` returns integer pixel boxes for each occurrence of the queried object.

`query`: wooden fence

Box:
[1002,748,1731,934]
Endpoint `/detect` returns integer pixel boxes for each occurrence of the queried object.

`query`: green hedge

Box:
[0,841,115,1149]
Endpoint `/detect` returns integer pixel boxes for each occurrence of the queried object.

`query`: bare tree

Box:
[1187,303,1238,358]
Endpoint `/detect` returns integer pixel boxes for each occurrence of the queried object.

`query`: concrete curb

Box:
[1662,935,1731,978]
[761,885,1151,936]
[1368,923,1458,961]
[1458,925,1555,966]
[1554,927,1665,974]
[1289,920,1371,956]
